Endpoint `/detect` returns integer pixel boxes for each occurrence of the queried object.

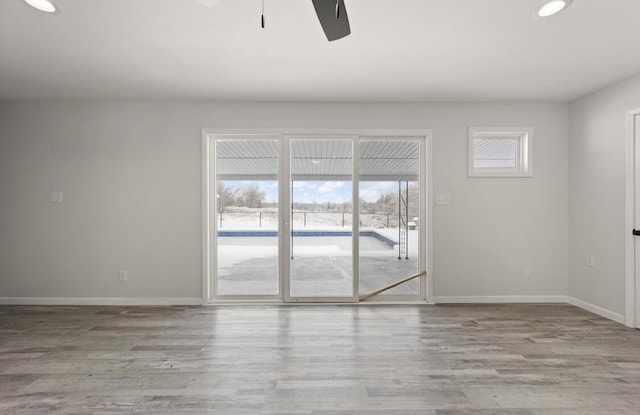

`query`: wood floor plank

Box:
[1,304,640,413]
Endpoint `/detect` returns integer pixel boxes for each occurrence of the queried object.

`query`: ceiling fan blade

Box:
[312,0,351,41]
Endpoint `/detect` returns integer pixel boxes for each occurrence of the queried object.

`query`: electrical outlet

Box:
[585,255,595,267]
[523,267,532,279]
[49,191,63,203]
[119,270,128,282]
[436,194,451,205]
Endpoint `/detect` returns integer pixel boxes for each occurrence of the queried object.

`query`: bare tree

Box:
[238,185,266,208]
[216,182,238,212]
[369,182,419,216]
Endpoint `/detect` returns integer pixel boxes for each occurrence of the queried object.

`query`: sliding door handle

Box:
[633,229,640,236]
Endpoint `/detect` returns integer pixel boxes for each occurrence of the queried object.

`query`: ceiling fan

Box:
[195,0,351,41]
[311,0,351,41]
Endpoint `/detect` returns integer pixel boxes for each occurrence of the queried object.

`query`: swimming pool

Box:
[214,229,419,297]
[217,230,397,249]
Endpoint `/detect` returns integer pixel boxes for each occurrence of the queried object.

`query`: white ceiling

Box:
[1,0,639,102]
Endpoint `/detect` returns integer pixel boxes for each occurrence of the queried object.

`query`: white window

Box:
[468,127,533,177]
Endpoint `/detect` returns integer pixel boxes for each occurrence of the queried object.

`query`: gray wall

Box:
[569,73,640,317]
[0,101,569,303]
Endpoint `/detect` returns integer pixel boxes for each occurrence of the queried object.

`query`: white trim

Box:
[433,295,568,304]
[201,131,210,305]
[568,297,626,325]
[624,108,640,328]
[205,300,431,306]
[202,128,433,137]
[431,296,624,325]
[352,138,361,300]
[426,133,434,303]
[280,136,289,301]
[0,297,202,306]
[202,128,434,304]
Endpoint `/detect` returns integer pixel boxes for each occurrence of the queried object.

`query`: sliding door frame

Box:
[204,134,283,303]
[357,135,428,303]
[202,128,434,305]
[283,134,360,303]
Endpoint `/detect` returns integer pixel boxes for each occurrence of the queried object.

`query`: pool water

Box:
[218,235,393,251]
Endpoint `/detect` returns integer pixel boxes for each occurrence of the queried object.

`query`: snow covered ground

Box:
[217,208,411,231]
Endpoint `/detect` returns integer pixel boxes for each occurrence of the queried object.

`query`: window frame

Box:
[468,127,533,177]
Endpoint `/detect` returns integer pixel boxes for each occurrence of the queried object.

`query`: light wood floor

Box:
[1,304,640,414]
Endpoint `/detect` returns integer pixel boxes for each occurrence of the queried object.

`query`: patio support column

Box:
[291,179,294,259]
[405,180,409,260]
[398,181,401,260]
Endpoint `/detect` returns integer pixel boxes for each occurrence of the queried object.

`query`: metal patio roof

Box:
[215,138,420,181]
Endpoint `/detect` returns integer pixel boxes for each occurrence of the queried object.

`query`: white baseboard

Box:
[568,297,625,324]
[433,295,569,304]
[0,297,202,306]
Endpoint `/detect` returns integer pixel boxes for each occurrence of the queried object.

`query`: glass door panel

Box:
[213,138,279,297]
[207,133,427,303]
[288,138,356,300]
[358,139,421,297]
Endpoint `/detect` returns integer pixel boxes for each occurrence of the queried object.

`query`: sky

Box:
[223,180,398,204]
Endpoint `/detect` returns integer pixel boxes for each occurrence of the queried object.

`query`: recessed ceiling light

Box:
[537,0,572,18]
[23,0,58,13]
[311,160,321,165]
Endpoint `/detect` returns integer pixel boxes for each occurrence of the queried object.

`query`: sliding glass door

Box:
[210,136,281,299]
[358,138,422,298]
[207,133,426,303]
[285,137,358,302]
